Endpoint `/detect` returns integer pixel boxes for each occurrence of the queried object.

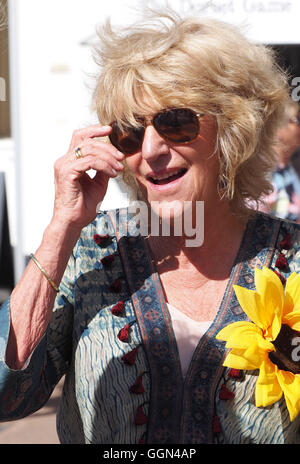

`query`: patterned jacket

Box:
[0,210,300,444]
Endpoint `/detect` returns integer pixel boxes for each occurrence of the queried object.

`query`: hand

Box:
[52,124,125,231]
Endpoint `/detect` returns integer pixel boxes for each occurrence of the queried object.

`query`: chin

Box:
[149,199,185,220]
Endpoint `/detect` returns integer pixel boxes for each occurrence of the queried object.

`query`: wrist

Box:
[39,218,82,260]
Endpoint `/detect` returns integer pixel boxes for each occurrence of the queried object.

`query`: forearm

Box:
[5,123,122,370]
[6,219,81,369]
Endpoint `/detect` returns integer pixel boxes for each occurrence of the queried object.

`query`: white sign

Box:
[170,0,300,44]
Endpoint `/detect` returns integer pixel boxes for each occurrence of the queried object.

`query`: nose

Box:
[141,125,170,161]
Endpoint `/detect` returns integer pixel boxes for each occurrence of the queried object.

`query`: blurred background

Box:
[1,0,300,443]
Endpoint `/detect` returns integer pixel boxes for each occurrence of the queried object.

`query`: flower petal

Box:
[283,311,300,332]
[257,356,278,385]
[242,342,268,367]
[267,304,283,342]
[225,326,274,352]
[277,370,300,421]
[255,357,283,407]
[255,267,284,309]
[216,321,261,343]
[223,349,258,370]
[233,285,266,330]
[254,267,283,338]
[284,273,300,316]
[255,377,283,407]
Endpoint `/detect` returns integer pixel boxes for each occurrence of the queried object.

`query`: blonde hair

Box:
[281,98,300,125]
[93,10,290,214]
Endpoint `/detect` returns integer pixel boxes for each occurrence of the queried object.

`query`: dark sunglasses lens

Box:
[109,122,145,155]
[153,108,199,143]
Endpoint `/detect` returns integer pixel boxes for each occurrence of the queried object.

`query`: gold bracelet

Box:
[30,253,60,293]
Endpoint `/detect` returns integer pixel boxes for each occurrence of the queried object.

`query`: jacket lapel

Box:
[109,209,281,443]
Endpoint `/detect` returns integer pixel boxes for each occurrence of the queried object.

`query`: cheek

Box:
[198,117,218,149]
[189,147,220,197]
[125,154,142,178]
[192,159,219,193]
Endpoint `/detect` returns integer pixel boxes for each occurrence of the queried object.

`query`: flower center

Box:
[268,324,300,374]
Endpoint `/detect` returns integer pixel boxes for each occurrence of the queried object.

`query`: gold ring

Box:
[75,147,83,159]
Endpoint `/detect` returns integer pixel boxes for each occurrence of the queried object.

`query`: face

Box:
[124,111,220,219]
[277,108,300,163]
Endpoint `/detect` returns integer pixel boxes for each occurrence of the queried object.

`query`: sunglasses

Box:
[109,107,204,155]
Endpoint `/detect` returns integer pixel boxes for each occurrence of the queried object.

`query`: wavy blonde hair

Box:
[93,10,290,214]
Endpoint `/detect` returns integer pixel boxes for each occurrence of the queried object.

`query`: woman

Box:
[1,11,300,444]
[258,99,300,222]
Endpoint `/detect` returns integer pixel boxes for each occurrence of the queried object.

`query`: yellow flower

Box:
[216,266,300,421]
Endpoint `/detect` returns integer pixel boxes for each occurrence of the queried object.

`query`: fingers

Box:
[77,139,124,161]
[70,124,112,149]
[71,153,124,179]
[67,124,124,165]
[55,124,125,185]
[71,139,124,174]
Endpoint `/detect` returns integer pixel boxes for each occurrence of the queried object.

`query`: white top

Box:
[167,303,212,378]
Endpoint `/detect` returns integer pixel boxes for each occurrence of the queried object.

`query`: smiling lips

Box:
[147,168,187,186]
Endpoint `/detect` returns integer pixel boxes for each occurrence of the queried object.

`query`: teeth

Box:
[150,170,182,181]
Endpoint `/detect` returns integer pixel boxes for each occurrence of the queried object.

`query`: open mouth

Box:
[147,168,187,185]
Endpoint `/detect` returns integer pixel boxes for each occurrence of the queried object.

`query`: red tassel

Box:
[100,255,115,267]
[280,233,292,250]
[273,269,286,285]
[110,278,122,293]
[129,375,145,394]
[275,253,288,271]
[118,324,131,343]
[94,233,110,246]
[228,368,241,379]
[212,415,221,434]
[122,348,138,365]
[135,406,148,425]
[219,383,234,400]
[111,301,125,316]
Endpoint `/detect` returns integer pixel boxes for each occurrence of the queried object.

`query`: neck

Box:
[147,200,248,281]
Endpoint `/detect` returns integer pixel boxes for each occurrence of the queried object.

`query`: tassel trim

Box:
[93,233,112,247]
[110,278,122,293]
[117,320,136,343]
[121,347,138,365]
[219,383,234,400]
[100,254,115,267]
[134,405,148,425]
[212,415,221,434]
[274,232,292,280]
[228,368,244,380]
[129,371,148,394]
[111,301,125,316]
[275,253,289,271]
[280,233,292,250]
